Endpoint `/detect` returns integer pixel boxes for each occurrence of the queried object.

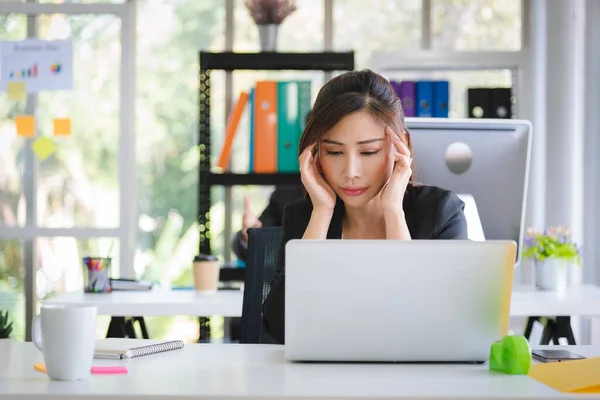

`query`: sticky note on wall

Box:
[31,137,56,161]
[53,118,71,136]
[7,82,26,101]
[15,115,35,138]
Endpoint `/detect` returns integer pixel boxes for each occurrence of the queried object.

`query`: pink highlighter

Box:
[90,366,128,374]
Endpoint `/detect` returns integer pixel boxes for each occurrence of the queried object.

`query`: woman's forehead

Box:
[323,111,386,139]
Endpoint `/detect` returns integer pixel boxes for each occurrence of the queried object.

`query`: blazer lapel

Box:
[326,197,344,239]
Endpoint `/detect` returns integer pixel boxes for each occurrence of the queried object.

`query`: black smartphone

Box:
[532,349,585,363]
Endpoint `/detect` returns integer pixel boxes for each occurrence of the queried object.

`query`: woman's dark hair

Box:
[298,69,415,181]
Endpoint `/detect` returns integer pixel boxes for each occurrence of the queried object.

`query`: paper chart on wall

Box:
[0,39,73,93]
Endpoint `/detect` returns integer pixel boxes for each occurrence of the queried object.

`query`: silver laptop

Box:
[284,240,516,363]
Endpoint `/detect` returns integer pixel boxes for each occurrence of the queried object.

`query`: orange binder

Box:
[253,81,277,173]
[217,91,249,170]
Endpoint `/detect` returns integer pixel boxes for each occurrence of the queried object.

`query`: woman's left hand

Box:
[380,126,412,215]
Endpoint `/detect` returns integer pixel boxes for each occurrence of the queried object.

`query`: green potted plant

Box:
[523,226,582,291]
[0,310,13,365]
[0,310,13,339]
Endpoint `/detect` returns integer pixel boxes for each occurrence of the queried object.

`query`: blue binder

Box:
[415,81,433,117]
[432,81,449,118]
[248,87,255,172]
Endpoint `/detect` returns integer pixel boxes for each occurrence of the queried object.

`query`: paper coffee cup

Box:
[193,254,220,292]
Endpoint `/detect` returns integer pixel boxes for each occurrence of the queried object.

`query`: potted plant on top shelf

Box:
[244,0,297,52]
[523,226,582,292]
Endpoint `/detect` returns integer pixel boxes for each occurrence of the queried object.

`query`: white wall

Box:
[583,0,600,287]
[523,0,596,286]
[583,0,600,344]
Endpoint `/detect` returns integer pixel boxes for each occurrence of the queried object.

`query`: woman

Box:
[262,69,468,344]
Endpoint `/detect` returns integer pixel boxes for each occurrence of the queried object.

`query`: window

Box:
[0,240,24,341]
[0,2,131,341]
[432,0,522,51]
[0,13,121,229]
[36,13,121,228]
[0,14,27,228]
[334,0,422,69]
[135,0,225,280]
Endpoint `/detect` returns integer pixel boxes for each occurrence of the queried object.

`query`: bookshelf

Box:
[369,50,522,119]
[197,51,355,256]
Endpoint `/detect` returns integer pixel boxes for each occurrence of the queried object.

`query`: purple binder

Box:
[399,81,416,117]
[390,80,401,98]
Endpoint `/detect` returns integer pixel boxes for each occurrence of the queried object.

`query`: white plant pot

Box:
[257,24,278,51]
[0,337,12,352]
[0,338,13,378]
[535,258,569,292]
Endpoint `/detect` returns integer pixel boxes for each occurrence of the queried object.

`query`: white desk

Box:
[510,284,600,317]
[44,285,600,319]
[1,341,598,399]
[44,289,243,317]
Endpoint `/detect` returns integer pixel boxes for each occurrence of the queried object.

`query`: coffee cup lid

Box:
[194,254,218,262]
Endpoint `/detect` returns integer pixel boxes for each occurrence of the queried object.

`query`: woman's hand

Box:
[380,127,412,215]
[299,143,337,212]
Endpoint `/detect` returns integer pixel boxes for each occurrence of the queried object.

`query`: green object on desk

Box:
[489,335,532,375]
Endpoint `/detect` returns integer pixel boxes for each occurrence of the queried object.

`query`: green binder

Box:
[277,81,311,172]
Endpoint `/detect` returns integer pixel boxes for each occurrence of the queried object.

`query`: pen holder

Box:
[83,257,112,293]
[489,335,532,375]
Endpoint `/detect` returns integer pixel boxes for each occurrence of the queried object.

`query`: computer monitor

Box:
[406,118,532,265]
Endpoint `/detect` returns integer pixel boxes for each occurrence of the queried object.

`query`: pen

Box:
[94,350,128,360]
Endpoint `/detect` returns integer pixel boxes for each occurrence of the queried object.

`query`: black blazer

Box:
[262,184,469,344]
[232,185,305,262]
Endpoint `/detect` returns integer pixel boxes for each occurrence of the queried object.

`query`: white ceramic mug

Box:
[32,304,97,381]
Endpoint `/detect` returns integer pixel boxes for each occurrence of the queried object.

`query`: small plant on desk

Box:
[0,310,13,372]
[0,310,13,339]
[523,226,581,291]
[523,226,581,265]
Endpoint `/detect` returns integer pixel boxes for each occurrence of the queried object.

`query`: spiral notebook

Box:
[94,338,185,360]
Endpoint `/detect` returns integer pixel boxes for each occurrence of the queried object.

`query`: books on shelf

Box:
[217,80,312,174]
[217,91,249,169]
[254,81,277,173]
[390,80,449,118]
[467,87,513,119]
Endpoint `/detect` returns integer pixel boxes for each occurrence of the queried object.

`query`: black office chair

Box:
[240,226,282,344]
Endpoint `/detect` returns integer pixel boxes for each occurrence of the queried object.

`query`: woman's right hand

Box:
[299,143,337,211]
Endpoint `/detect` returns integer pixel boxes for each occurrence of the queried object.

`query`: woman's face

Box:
[318,110,395,208]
